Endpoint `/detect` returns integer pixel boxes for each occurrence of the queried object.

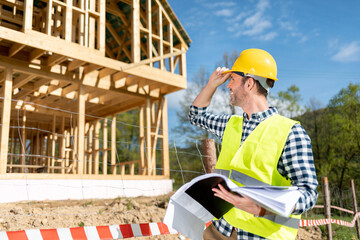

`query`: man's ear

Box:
[247,77,256,91]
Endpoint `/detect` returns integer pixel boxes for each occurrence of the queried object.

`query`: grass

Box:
[304,214,359,239]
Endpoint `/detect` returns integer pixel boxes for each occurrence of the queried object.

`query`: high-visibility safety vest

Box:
[215,114,301,240]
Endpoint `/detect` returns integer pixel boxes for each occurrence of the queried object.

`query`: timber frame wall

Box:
[0,0,190,179]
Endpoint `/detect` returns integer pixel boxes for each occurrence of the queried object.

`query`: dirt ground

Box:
[0,194,321,240]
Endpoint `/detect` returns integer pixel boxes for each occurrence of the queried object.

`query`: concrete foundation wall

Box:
[0,179,173,203]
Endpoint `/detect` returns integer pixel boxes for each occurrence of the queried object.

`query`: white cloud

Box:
[214,9,234,17]
[166,90,186,110]
[331,41,360,63]
[205,2,237,8]
[260,31,278,41]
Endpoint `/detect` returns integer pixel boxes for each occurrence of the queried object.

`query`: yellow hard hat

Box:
[224,48,278,81]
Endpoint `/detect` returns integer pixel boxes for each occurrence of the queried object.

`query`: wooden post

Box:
[351,180,360,239]
[23,0,34,33]
[60,116,65,174]
[139,106,145,175]
[65,0,73,42]
[157,5,163,70]
[132,0,140,63]
[145,98,152,175]
[111,115,116,175]
[103,118,108,175]
[202,139,217,173]
[21,109,26,173]
[51,114,56,173]
[98,0,106,53]
[146,0,152,67]
[0,68,13,174]
[77,85,85,175]
[161,97,169,177]
[322,177,332,240]
[179,43,187,78]
[94,120,100,175]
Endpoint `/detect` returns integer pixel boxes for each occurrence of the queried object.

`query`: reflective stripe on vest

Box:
[215,114,300,240]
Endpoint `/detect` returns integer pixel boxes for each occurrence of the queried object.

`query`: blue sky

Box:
[166,0,360,140]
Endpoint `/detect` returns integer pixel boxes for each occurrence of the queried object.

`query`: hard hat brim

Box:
[223,69,278,81]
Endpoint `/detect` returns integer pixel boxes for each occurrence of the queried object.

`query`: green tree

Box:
[272,85,304,118]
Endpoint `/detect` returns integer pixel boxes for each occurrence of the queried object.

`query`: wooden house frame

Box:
[0,0,191,181]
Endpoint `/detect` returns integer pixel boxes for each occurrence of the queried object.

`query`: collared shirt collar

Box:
[243,107,278,122]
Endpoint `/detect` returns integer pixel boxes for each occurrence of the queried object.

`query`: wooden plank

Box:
[9,43,25,57]
[132,0,140,63]
[179,44,187,78]
[0,68,13,174]
[23,0,33,32]
[111,115,116,175]
[161,97,169,177]
[77,85,85,174]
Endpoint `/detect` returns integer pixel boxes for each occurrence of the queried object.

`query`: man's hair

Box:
[242,76,275,98]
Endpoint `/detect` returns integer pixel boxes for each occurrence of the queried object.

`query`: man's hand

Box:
[192,67,230,107]
[208,67,231,89]
[212,184,267,216]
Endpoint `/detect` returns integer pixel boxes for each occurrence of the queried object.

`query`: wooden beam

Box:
[46,54,67,67]
[0,27,187,89]
[67,60,86,71]
[9,43,25,57]
[0,68,13,174]
[158,6,164,70]
[29,49,46,62]
[132,0,140,63]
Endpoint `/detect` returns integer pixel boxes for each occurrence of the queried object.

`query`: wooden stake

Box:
[322,177,332,240]
[351,179,360,239]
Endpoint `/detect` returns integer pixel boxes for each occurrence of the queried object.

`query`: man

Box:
[189,49,318,240]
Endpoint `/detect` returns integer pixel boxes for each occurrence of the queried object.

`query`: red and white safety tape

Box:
[1,214,360,240]
[0,222,178,240]
[299,212,360,227]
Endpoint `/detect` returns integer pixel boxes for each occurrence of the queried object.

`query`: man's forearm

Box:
[192,83,217,107]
